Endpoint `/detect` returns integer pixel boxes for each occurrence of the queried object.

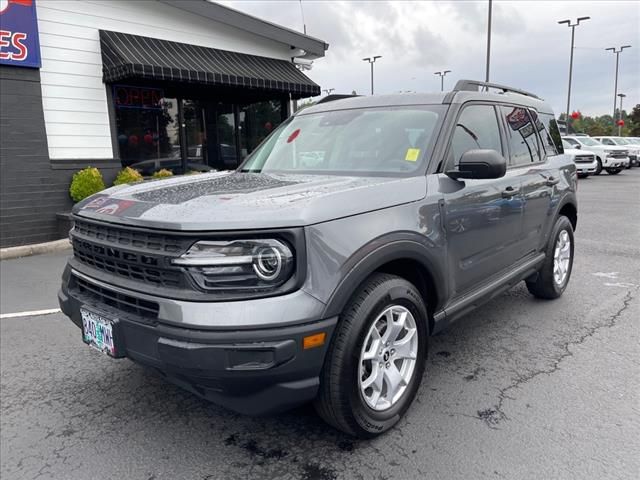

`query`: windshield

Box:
[562,140,573,149]
[239,106,444,176]
[576,137,601,147]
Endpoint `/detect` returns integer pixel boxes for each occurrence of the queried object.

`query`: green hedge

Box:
[69,167,106,203]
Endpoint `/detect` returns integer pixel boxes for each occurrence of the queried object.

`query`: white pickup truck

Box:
[561,140,598,178]
[563,136,629,175]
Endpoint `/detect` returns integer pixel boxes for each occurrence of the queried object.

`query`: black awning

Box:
[99,30,320,98]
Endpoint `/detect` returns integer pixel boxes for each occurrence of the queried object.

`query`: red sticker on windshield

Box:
[287,129,301,143]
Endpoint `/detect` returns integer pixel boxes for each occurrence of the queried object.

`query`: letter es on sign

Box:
[0,0,41,68]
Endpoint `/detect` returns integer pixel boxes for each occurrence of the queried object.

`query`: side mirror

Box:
[446,149,507,180]
[575,144,582,149]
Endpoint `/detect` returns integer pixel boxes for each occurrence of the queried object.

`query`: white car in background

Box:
[561,140,598,178]
[562,136,629,175]
[592,136,640,168]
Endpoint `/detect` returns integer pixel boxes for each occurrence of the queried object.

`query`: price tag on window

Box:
[405,148,420,162]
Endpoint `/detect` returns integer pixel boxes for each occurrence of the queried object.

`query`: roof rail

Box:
[453,79,542,100]
[315,94,360,105]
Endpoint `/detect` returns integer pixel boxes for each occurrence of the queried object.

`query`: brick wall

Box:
[0,65,118,248]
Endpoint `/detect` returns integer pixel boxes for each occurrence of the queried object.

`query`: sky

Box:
[222,0,640,117]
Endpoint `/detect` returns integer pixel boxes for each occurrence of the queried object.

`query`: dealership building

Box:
[0,0,327,247]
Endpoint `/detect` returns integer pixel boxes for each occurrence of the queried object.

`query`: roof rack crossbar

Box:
[453,79,541,100]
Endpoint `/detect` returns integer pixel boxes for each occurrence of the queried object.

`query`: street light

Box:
[485,0,492,82]
[606,45,632,128]
[323,88,335,95]
[434,70,451,92]
[362,56,382,95]
[558,16,590,130]
[617,93,626,136]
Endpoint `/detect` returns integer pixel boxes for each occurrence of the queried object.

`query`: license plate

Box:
[81,308,117,357]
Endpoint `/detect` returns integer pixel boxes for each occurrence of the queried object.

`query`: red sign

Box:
[113,85,164,110]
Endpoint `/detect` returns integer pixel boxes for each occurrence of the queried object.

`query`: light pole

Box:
[606,45,631,129]
[323,88,335,95]
[362,56,382,95]
[485,0,492,82]
[558,16,590,130]
[434,70,451,92]
[617,93,626,136]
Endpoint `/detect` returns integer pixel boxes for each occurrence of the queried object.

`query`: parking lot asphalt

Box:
[1,170,639,480]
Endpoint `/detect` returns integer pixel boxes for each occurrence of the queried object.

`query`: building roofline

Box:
[158,0,329,59]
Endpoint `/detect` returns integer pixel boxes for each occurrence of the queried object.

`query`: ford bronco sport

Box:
[59,80,577,438]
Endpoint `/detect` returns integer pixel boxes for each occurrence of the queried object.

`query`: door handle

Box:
[545,176,560,186]
[501,186,519,198]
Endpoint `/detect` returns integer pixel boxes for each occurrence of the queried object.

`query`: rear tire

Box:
[526,216,574,300]
[594,158,603,175]
[314,273,428,438]
[606,168,621,175]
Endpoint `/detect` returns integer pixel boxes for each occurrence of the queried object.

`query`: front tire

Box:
[314,273,428,438]
[594,158,603,175]
[526,216,574,299]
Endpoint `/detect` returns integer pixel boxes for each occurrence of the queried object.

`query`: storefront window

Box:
[239,100,282,160]
[114,85,180,174]
[183,99,207,172]
[113,87,285,175]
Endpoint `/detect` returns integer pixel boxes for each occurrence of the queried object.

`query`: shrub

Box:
[69,167,106,203]
[152,168,173,178]
[113,166,143,186]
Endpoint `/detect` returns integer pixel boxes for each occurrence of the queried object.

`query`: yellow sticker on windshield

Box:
[405,148,420,162]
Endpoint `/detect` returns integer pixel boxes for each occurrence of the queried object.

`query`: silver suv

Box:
[59,80,578,438]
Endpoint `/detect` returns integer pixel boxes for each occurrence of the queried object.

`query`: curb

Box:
[0,239,71,261]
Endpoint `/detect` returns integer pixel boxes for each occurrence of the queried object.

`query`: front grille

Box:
[72,237,183,288]
[574,154,595,164]
[610,150,628,158]
[72,275,159,319]
[74,219,185,253]
[72,219,190,288]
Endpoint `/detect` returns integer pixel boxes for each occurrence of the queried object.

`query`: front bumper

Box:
[575,161,597,174]
[59,267,337,415]
[604,156,628,168]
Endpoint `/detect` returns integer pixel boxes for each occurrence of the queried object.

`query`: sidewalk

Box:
[0,250,71,315]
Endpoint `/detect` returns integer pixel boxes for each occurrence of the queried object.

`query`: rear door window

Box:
[500,106,541,166]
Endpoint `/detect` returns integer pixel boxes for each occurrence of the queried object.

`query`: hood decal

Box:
[132,173,300,204]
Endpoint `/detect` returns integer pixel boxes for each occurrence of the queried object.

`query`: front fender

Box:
[319,233,447,319]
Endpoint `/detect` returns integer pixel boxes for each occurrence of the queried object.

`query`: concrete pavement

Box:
[1,170,639,480]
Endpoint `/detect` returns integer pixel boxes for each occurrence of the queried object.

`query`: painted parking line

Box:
[0,308,61,319]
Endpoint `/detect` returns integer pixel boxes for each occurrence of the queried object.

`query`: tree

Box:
[630,104,640,136]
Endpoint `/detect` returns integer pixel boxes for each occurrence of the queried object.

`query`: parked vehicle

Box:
[59,80,578,438]
[563,136,629,175]
[562,140,598,178]
[592,136,640,168]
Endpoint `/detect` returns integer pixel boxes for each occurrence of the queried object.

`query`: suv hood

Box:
[74,171,427,230]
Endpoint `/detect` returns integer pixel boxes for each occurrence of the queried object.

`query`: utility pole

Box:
[485,0,492,83]
[606,45,631,130]
[323,88,335,95]
[434,71,451,92]
[558,16,590,130]
[362,56,382,95]
[617,93,626,136]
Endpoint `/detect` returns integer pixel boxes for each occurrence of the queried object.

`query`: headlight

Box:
[172,239,294,292]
